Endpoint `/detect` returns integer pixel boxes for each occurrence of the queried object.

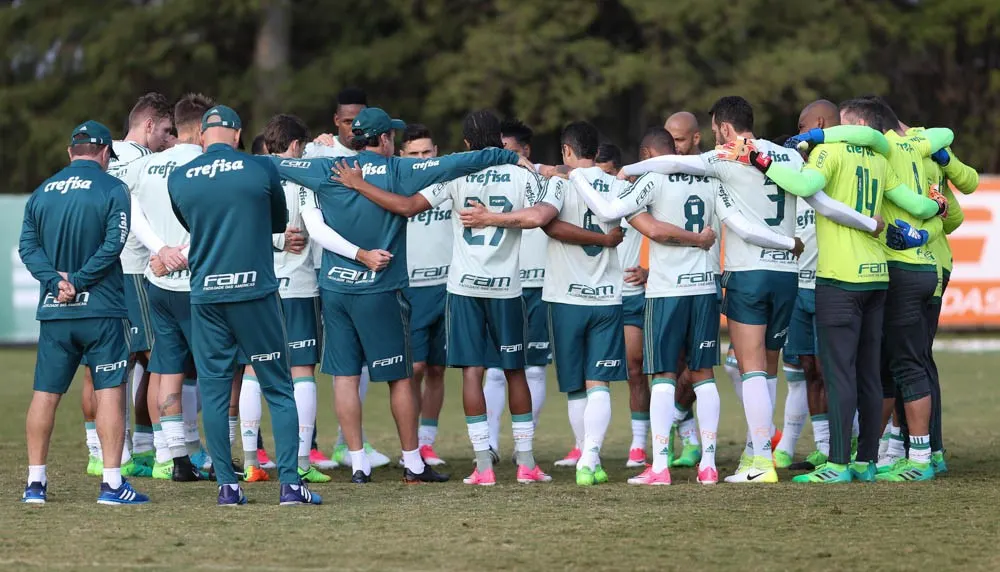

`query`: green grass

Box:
[2,347,1000,571]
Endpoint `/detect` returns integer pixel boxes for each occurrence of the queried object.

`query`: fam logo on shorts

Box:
[42,292,90,308]
[289,338,316,349]
[595,359,621,367]
[372,354,403,368]
[500,343,523,353]
[95,360,127,373]
[204,271,257,291]
[527,341,549,350]
[251,351,281,362]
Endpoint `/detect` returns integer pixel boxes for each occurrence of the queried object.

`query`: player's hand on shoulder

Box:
[314,133,336,147]
[516,156,537,172]
[697,226,717,250]
[459,200,492,228]
[331,159,364,190]
[356,248,393,272]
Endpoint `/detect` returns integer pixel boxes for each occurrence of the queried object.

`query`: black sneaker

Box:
[787,459,817,471]
[403,466,450,484]
[172,456,204,482]
[351,470,372,484]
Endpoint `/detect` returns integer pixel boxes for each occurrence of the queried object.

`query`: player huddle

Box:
[18,87,977,505]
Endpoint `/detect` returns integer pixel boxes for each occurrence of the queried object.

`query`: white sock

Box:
[85,422,101,458]
[630,414,650,450]
[778,370,808,456]
[121,438,132,464]
[852,410,860,438]
[483,368,506,452]
[812,415,831,456]
[578,387,612,471]
[28,464,46,485]
[132,427,153,455]
[677,409,699,447]
[349,448,371,475]
[402,448,426,473]
[418,420,438,447]
[908,434,931,464]
[153,424,171,463]
[724,362,742,402]
[649,380,675,472]
[887,423,905,458]
[239,376,262,464]
[161,414,187,458]
[293,377,317,469]
[766,376,778,436]
[567,392,587,450]
[103,467,122,489]
[181,380,201,451]
[512,414,536,468]
[741,372,773,459]
[526,366,547,426]
[466,417,492,471]
[694,380,720,469]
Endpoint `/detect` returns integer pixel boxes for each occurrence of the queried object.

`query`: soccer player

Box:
[168,104,319,506]
[273,107,524,484]
[399,124,450,466]
[20,120,149,504]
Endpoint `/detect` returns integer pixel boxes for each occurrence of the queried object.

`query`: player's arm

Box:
[941,185,964,234]
[68,183,130,292]
[333,159,432,217]
[567,168,649,222]
[263,160,289,234]
[619,154,709,178]
[18,196,64,295]
[804,191,879,232]
[940,148,979,194]
[714,183,798,251]
[299,197,390,272]
[788,126,890,156]
[542,219,622,247]
[628,212,715,248]
[462,202,559,230]
[390,148,523,196]
[884,170,944,219]
[915,128,954,155]
[271,156,335,191]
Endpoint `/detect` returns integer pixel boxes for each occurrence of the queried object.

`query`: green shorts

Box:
[721,270,797,351]
[148,284,194,375]
[522,288,551,366]
[404,285,447,367]
[446,293,525,369]
[643,294,720,375]
[35,317,131,394]
[784,288,816,358]
[191,293,290,383]
[548,302,627,393]
[124,274,154,353]
[282,296,321,367]
[622,293,645,329]
[321,289,412,382]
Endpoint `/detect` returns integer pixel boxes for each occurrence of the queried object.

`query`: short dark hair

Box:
[349,132,381,151]
[640,127,675,155]
[596,143,622,169]
[402,123,433,145]
[251,134,268,155]
[839,97,899,133]
[337,87,368,108]
[128,92,172,129]
[174,93,216,129]
[500,118,533,147]
[463,110,503,151]
[561,121,599,160]
[263,114,309,154]
[709,96,754,133]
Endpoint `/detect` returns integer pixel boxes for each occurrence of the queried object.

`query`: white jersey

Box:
[420,164,543,299]
[621,173,721,298]
[618,219,644,296]
[134,143,203,292]
[108,140,154,274]
[275,180,320,298]
[796,198,817,290]
[701,139,802,273]
[519,228,548,289]
[303,136,356,268]
[541,169,623,306]
[406,195,453,288]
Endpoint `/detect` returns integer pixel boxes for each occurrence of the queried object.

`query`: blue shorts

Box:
[191,293,289,382]
[446,293,525,369]
[622,293,645,329]
[282,297,321,367]
[124,274,154,353]
[643,294,720,374]
[549,302,627,393]
[321,289,412,382]
[721,270,797,351]
[404,285,447,367]
[35,317,131,394]
[784,288,817,358]
[147,284,194,375]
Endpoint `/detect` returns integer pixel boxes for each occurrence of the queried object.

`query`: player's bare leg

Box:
[390,376,447,483]
[334,374,368,481]
[157,372,200,480]
[416,362,447,465]
[624,325,649,467]
[81,368,101,475]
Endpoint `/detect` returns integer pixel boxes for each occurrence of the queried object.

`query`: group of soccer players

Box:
[19,85,979,505]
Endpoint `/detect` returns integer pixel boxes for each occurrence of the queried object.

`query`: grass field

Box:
[2,346,1000,571]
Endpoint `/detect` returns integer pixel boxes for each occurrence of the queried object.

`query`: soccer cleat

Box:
[218,485,248,506]
[133,450,155,468]
[257,449,276,470]
[351,470,372,484]
[404,465,450,483]
[152,460,173,480]
[876,453,904,474]
[121,458,151,478]
[279,483,322,505]
[770,429,783,453]
[171,457,204,482]
[331,444,349,466]
[791,462,852,484]
[851,436,859,461]
[419,444,446,466]
[22,482,47,504]
[575,466,596,487]
[516,464,552,484]
[627,465,671,485]
[696,465,719,485]
[190,449,212,471]
[87,455,102,476]
[244,466,270,482]
[724,456,778,483]
[931,451,948,474]
[97,479,150,505]
[594,465,609,484]
[309,448,337,470]
[875,459,934,482]
[788,450,828,471]
[298,466,331,483]
[554,447,582,467]
[850,461,876,482]
[364,443,391,468]
[626,447,647,468]
[773,450,794,469]
[732,453,752,475]
[462,467,496,486]
[671,444,702,468]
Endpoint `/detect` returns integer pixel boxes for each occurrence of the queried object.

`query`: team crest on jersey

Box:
[815,149,828,168]
[44,176,92,193]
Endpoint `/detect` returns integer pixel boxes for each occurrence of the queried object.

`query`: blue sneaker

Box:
[22,482,47,504]
[97,480,150,505]
[279,483,322,506]
[190,449,211,471]
[217,485,248,506]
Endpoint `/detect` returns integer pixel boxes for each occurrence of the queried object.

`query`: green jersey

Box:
[881,131,941,270]
[19,159,130,321]
[805,143,900,288]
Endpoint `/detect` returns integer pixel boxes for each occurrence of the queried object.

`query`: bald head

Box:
[798,99,839,133]
[664,111,701,155]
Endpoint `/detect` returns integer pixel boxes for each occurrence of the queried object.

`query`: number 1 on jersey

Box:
[854,166,879,217]
[462,196,513,247]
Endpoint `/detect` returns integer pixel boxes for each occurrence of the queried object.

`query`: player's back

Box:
[275,178,320,299]
[881,131,941,268]
[406,192,453,288]
[519,227,547,289]
[109,140,154,274]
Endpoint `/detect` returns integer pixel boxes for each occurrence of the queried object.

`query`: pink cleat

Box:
[554,447,582,467]
[257,448,276,469]
[627,465,671,485]
[419,444,446,466]
[517,464,553,483]
[697,465,718,485]
[463,467,497,486]
[309,448,337,469]
[626,447,647,468]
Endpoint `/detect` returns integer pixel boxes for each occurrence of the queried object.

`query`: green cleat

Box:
[850,461,876,482]
[851,437,858,461]
[671,444,702,468]
[593,464,609,484]
[875,459,934,482]
[733,453,752,475]
[152,460,173,480]
[576,466,596,486]
[122,458,152,478]
[791,462,853,484]
[87,455,102,476]
[931,452,948,474]
[876,456,905,474]
[331,444,349,466]
[133,450,155,468]
[298,466,332,483]
[773,450,794,469]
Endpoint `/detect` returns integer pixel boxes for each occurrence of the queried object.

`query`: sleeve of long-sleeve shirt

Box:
[805,191,877,232]
[301,207,361,260]
[130,200,166,253]
[390,148,520,196]
[69,183,130,292]
[941,185,964,234]
[272,156,335,191]
[567,168,651,222]
[942,150,979,194]
[620,154,710,178]
[18,195,63,295]
[721,210,796,250]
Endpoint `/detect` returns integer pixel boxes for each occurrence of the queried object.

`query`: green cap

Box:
[201,105,242,132]
[69,120,117,159]
[351,107,405,141]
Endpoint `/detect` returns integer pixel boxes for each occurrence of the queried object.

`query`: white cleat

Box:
[364,443,391,468]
